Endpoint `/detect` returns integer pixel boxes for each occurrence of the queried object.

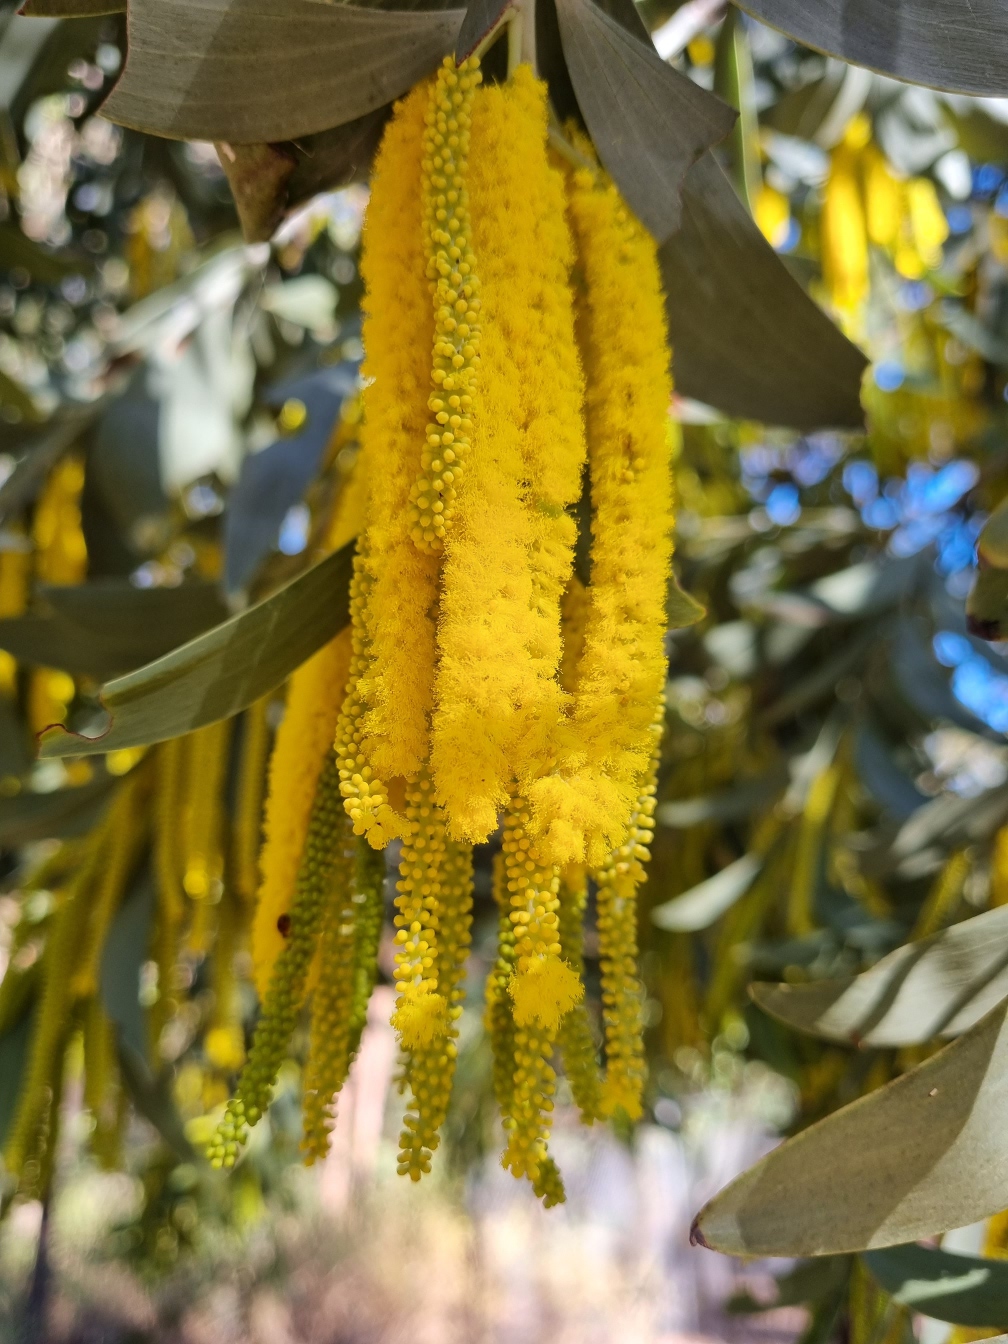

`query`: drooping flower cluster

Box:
[215,54,675,1203]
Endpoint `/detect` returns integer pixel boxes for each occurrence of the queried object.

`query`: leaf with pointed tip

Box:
[692,997,1008,1256]
[455,0,512,60]
[39,543,354,759]
[101,0,464,144]
[659,151,867,429]
[751,905,1008,1048]
[652,852,762,932]
[554,0,735,243]
[0,580,229,679]
[863,1244,1008,1328]
[19,0,123,14]
[737,0,1008,99]
[714,4,760,210]
[667,573,706,629]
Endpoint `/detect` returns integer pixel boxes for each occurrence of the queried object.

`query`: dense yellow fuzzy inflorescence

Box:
[525,158,673,871]
[594,707,661,1121]
[355,79,442,781]
[390,769,448,1046]
[253,628,352,997]
[409,56,481,554]
[430,66,586,843]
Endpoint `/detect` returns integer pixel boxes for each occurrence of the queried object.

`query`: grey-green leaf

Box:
[750,904,1008,1048]
[652,852,762,932]
[738,0,1008,99]
[692,997,1008,1256]
[555,0,736,243]
[667,573,706,629]
[39,543,353,759]
[101,0,464,144]
[864,1244,1008,1328]
[0,779,113,845]
[0,1009,35,1152]
[0,580,228,679]
[19,1,124,16]
[659,151,868,430]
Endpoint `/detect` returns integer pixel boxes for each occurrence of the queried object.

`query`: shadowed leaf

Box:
[455,0,512,60]
[751,904,1008,1047]
[693,997,1008,1256]
[659,151,868,429]
[0,411,97,525]
[101,0,464,144]
[652,852,762,932]
[0,1009,34,1151]
[738,0,1008,98]
[0,779,113,845]
[555,0,736,243]
[864,1244,1008,1328]
[19,0,124,14]
[39,542,354,758]
[667,573,707,628]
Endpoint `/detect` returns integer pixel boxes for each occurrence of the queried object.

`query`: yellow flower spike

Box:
[151,737,187,1051]
[431,66,586,841]
[181,718,232,907]
[253,627,351,998]
[29,455,87,735]
[593,711,662,1123]
[390,769,448,1044]
[864,144,902,248]
[397,837,473,1180]
[208,751,348,1169]
[906,176,948,269]
[502,1017,561,1194]
[524,157,672,870]
[508,954,583,1033]
[822,134,869,316]
[333,544,408,849]
[410,55,482,555]
[232,696,271,905]
[486,852,518,1117]
[0,531,29,699]
[354,80,442,781]
[301,820,357,1164]
[501,796,565,988]
[557,866,604,1125]
[83,996,122,1169]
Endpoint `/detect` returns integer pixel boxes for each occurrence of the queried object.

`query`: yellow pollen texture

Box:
[430,66,586,844]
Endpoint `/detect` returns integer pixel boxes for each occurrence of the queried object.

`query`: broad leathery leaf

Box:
[101,0,464,144]
[713,5,760,211]
[0,1009,34,1151]
[658,767,787,828]
[864,1244,1008,1328]
[0,410,97,525]
[736,0,1008,99]
[652,852,762,932]
[39,542,354,758]
[19,0,123,15]
[728,1256,852,1316]
[455,0,512,60]
[224,363,358,594]
[555,0,736,244]
[0,778,113,845]
[659,152,867,429]
[0,580,228,679]
[692,996,1008,1256]
[854,722,927,822]
[100,867,154,1064]
[751,904,1008,1048]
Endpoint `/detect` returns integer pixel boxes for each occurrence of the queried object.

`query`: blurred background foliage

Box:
[1,1,1008,1340]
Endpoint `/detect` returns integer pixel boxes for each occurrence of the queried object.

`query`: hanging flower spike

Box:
[397,835,473,1180]
[486,852,518,1119]
[355,78,443,782]
[525,153,673,871]
[390,768,448,1048]
[208,750,347,1168]
[301,818,357,1164]
[557,865,604,1125]
[431,66,585,843]
[594,704,662,1122]
[253,627,352,997]
[410,55,481,555]
[232,696,271,905]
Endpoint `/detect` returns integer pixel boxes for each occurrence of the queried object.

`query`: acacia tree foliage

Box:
[3,0,1008,1339]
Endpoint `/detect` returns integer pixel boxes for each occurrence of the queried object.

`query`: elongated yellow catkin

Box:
[233,696,271,904]
[397,837,473,1179]
[390,770,448,1047]
[29,455,87,733]
[182,718,232,905]
[83,995,121,1168]
[486,853,517,1118]
[151,737,186,1052]
[354,78,441,780]
[557,866,603,1124]
[0,530,29,699]
[301,817,357,1163]
[253,628,351,997]
[527,157,673,870]
[431,66,585,842]
[594,712,661,1121]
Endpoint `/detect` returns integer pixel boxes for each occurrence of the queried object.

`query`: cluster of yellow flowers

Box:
[214,55,675,1202]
